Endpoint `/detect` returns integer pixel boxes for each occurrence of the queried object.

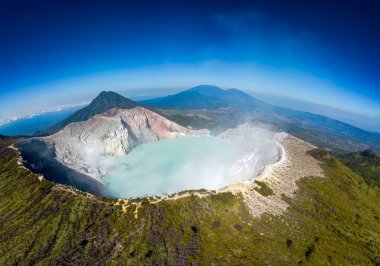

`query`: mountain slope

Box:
[189,85,270,108]
[18,106,209,195]
[141,85,268,110]
[1,138,379,264]
[338,149,380,187]
[43,91,138,134]
[141,89,228,109]
[45,106,208,180]
[262,106,380,154]
[41,86,380,154]
[142,85,380,154]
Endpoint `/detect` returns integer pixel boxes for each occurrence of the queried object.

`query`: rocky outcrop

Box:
[221,133,324,217]
[22,106,209,183]
[50,106,208,154]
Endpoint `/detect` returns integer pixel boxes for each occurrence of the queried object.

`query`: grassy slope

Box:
[0,139,379,265]
[338,150,380,187]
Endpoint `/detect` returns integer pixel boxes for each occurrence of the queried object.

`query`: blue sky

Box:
[1,0,380,123]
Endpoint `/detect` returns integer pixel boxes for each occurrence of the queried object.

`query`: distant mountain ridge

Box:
[40,85,380,154]
[141,85,380,154]
[141,85,268,110]
[43,91,138,134]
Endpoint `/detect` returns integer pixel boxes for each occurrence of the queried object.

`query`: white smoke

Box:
[219,123,282,181]
[53,122,282,198]
[101,123,282,198]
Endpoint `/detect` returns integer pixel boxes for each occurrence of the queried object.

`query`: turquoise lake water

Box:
[105,136,243,198]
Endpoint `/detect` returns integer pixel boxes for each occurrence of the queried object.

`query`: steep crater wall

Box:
[18,108,282,198]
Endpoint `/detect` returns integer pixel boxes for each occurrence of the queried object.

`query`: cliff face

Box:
[50,106,208,155]
[23,106,209,182]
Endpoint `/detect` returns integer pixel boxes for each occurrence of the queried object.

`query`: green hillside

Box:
[0,138,379,265]
[338,150,380,187]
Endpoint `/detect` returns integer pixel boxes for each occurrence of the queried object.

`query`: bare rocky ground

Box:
[15,127,323,219]
[23,106,210,182]
[15,110,324,219]
[221,133,325,217]
[115,132,325,218]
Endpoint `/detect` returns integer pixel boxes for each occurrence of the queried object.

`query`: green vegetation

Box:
[338,149,380,187]
[0,139,379,265]
[254,180,274,197]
